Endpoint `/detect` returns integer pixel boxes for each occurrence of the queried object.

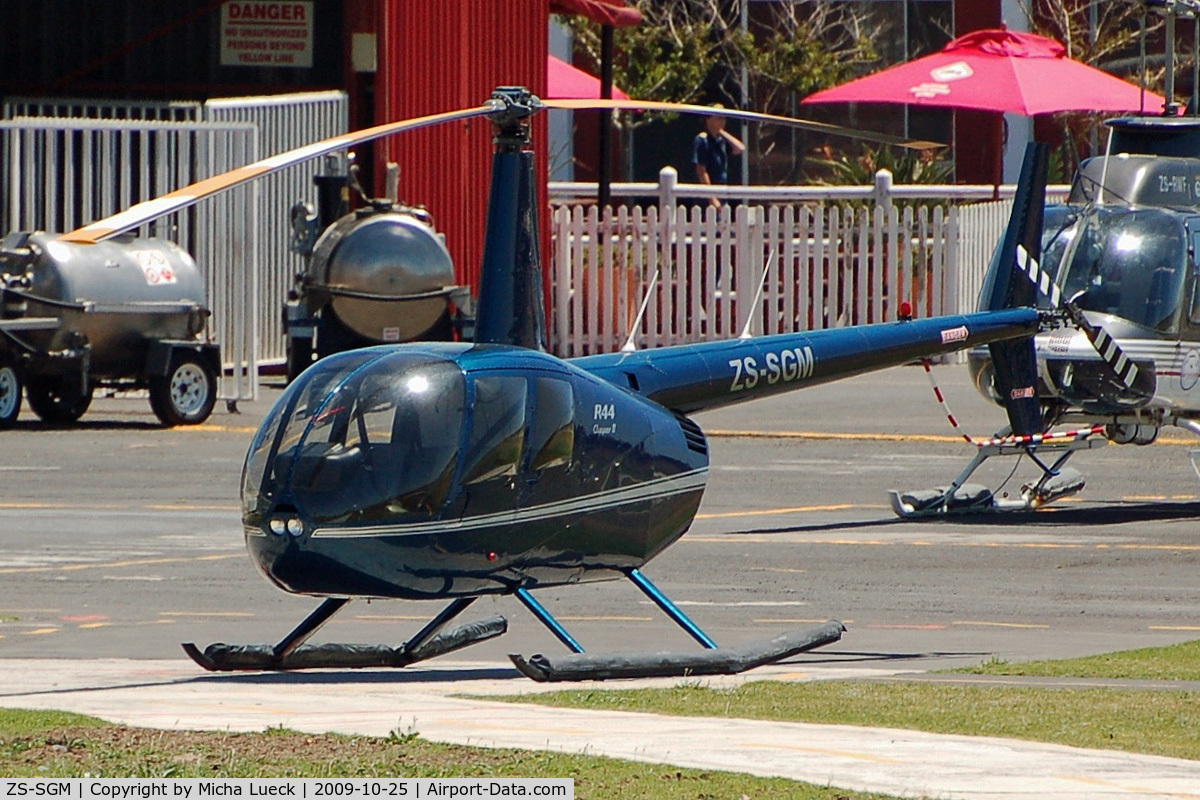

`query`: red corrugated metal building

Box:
[371,0,549,294]
[0,0,555,295]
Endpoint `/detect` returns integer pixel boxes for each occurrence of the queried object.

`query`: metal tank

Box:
[0,231,219,428]
[284,158,471,382]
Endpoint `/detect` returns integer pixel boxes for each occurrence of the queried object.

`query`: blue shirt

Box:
[692,132,729,184]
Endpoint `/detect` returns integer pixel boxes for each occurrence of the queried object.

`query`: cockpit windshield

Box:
[242,348,466,525]
[1059,208,1188,333]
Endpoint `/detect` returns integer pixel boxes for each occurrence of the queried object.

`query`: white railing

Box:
[1,117,261,400]
[1,92,348,400]
[549,168,1070,359]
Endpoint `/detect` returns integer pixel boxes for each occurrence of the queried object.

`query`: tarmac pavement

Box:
[2,657,1199,799]
[3,364,1200,797]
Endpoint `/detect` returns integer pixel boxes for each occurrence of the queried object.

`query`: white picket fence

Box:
[550,200,961,357]
[549,169,1071,359]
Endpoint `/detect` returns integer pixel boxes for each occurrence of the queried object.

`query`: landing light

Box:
[269,518,286,535]
[287,518,304,537]
[406,375,430,394]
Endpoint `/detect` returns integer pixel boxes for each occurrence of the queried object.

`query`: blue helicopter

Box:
[63,88,1042,681]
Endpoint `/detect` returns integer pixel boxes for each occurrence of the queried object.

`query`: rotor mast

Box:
[474,87,548,351]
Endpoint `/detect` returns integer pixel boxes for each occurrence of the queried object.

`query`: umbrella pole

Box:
[992,113,1003,200]
[598,24,614,211]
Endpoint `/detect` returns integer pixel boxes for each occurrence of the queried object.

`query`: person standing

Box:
[692,107,745,209]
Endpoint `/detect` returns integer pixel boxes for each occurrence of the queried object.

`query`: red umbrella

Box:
[803,28,1165,116]
[547,55,630,100]
[549,0,642,28]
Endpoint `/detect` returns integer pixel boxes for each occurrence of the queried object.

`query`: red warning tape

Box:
[920,360,1104,448]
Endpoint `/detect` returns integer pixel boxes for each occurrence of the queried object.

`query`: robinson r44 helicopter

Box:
[894,1,1200,517]
[62,88,1042,681]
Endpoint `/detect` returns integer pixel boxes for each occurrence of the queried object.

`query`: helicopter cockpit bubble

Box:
[242,346,468,527]
[1059,208,1188,334]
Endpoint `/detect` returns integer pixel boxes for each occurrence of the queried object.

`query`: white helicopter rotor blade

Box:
[58,103,501,245]
[542,97,944,151]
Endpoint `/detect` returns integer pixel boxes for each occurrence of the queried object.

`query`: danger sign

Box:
[220,1,314,68]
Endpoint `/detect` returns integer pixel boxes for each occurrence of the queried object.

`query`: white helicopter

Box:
[894,1,1200,516]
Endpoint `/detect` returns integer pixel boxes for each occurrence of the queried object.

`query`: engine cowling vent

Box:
[676,414,708,456]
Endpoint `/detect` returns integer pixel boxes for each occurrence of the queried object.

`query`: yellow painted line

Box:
[78,622,112,629]
[0,553,241,575]
[146,504,240,511]
[706,429,963,444]
[1056,775,1200,798]
[452,721,597,736]
[745,742,904,765]
[0,501,238,511]
[22,628,59,635]
[1150,625,1200,632]
[1126,493,1200,500]
[707,428,1200,447]
[753,618,855,625]
[951,621,1050,629]
[696,504,867,520]
[683,536,1200,552]
[1115,543,1200,551]
[173,424,259,434]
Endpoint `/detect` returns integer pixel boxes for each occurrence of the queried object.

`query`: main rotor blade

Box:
[542,97,943,150]
[58,103,500,244]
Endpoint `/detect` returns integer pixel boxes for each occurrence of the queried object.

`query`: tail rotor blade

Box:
[1063,302,1151,397]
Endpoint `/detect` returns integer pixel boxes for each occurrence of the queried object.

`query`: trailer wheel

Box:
[26,375,93,424]
[150,352,217,426]
[0,357,22,428]
[286,336,314,384]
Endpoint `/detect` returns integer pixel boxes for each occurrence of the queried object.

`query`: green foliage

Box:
[806,145,953,186]
[953,639,1200,681]
[558,0,878,111]
[503,680,1200,761]
[0,711,896,798]
[0,709,104,737]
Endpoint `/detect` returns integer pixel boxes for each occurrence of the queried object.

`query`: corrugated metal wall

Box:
[377,0,549,293]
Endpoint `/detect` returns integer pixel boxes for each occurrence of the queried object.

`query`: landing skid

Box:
[183,596,507,671]
[508,568,844,682]
[183,570,845,680]
[891,436,1104,518]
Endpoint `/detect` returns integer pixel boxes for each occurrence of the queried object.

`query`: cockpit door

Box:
[1185,220,1200,334]
[459,373,529,521]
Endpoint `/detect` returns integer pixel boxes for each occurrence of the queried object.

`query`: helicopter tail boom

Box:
[574,307,1038,416]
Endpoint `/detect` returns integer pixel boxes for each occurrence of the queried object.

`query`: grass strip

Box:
[0,709,898,799]
[494,681,1200,761]
[950,639,1200,681]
